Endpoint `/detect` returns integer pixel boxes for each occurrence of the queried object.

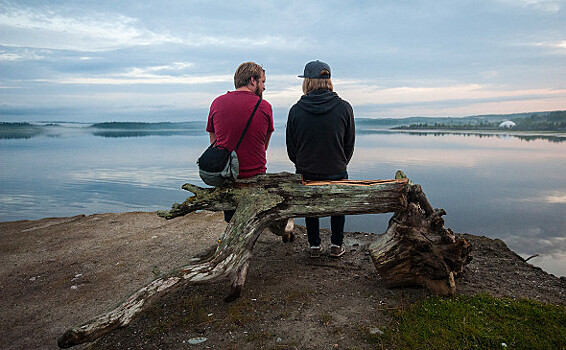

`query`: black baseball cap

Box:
[298,60,331,79]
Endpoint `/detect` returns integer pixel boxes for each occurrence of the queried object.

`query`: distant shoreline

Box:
[392,126,566,133]
[3,115,566,141]
[390,127,566,136]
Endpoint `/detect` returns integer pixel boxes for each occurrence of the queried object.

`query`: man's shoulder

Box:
[259,98,272,107]
[210,91,232,107]
[259,98,273,115]
[213,91,270,105]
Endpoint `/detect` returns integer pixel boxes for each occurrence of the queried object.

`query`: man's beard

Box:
[254,85,262,98]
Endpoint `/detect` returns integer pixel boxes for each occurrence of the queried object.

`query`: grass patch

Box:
[226,298,258,328]
[142,293,210,339]
[373,294,566,349]
[225,293,273,329]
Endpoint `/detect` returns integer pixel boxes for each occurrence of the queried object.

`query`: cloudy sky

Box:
[1,0,565,122]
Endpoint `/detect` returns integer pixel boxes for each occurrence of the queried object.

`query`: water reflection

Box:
[92,130,204,138]
[3,122,566,143]
[1,126,565,277]
[269,132,566,277]
[0,123,44,139]
[0,122,206,139]
[357,128,566,143]
[394,130,566,143]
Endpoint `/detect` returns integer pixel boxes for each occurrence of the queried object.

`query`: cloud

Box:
[37,73,232,86]
[0,6,180,51]
[0,3,303,52]
[335,80,566,114]
[124,62,195,74]
[526,40,566,54]
[0,47,46,61]
[495,0,564,12]
[0,1,565,120]
[178,33,304,49]
[520,191,566,204]
[543,193,566,203]
[0,52,31,61]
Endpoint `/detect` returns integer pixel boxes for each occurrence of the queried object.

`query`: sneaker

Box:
[310,246,321,258]
[329,244,345,257]
[285,218,295,233]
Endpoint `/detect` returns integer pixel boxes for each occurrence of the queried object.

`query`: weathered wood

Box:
[368,171,472,295]
[58,171,473,348]
[58,172,409,348]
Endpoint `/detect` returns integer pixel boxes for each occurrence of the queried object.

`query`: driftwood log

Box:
[57,171,471,348]
[369,172,472,295]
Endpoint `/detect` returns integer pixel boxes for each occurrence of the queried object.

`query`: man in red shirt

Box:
[206,62,274,222]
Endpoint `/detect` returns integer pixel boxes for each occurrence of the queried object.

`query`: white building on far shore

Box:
[499,121,517,128]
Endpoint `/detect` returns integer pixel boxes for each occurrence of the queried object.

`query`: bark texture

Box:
[368,171,472,295]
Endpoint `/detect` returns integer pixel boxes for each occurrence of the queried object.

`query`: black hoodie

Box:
[286,89,355,175]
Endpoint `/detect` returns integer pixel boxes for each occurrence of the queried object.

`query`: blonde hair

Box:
[234,62,265,88]
[302,70,333,94]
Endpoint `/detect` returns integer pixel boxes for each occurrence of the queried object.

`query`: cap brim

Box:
[298,75,305,78]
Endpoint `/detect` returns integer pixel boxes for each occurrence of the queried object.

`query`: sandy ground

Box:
[1,211,564,350]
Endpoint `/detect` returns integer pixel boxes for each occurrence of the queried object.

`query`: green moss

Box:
[374,294,566,349]
[225,293,272,327]
[142,293,209,339]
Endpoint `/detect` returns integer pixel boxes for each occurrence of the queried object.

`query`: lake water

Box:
[1,123,565,277]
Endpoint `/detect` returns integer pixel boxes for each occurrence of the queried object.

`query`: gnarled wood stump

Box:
[57,171,471,348]
[369,172,472,295]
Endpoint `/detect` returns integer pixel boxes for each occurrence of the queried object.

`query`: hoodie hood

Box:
[297,90,341,114]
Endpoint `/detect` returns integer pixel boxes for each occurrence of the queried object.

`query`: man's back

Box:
[207,90,273,178]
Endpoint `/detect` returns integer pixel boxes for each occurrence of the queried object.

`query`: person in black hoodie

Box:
[286,60,355,258]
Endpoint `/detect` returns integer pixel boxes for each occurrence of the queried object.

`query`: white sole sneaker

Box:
[329,244,345,257]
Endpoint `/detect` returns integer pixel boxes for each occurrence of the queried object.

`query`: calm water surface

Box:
[1,125,565,276]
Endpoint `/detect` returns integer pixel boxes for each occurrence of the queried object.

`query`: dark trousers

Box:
[301,171,348,247]
[224,210,235,223]
[305,215,345,247]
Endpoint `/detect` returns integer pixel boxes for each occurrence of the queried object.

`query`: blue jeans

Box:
[301,171,348,247]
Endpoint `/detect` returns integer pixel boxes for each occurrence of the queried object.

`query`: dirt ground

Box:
[1,211,564,350]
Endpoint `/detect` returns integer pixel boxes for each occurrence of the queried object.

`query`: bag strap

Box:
[234,97,262,151]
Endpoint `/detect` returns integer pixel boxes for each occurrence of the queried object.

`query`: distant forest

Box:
[0,122,43,139]
[89,121,202,130]
[2,110,566,140]
[0,121,204,139]
[392,111,566,131]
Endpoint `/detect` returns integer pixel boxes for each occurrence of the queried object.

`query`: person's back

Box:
[208,90,272,178]
[286,60,355,258]
[206,62,274,222]
[287,89,354,176]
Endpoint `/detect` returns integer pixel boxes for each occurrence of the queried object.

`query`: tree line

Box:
[394,111,566,131]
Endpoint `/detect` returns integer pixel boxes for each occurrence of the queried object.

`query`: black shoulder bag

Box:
[197,97,262,187]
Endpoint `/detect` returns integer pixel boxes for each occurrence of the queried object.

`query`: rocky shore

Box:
[1,211,564,350]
